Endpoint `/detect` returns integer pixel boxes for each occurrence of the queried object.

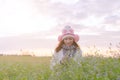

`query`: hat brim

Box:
[58,34,79,42]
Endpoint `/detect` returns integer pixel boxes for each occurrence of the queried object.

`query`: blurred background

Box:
[0,0,120,56]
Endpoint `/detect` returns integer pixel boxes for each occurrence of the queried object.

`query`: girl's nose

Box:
[66,40,71,44]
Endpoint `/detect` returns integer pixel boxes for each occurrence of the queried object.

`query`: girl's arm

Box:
[50,51,62,70]
[50,53,57,70]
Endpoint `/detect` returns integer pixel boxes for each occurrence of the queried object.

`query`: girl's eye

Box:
[64,38,68,40]
[64,37,73,40]
[69,38,73,40]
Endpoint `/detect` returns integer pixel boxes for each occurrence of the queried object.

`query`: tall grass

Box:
[0,42,120,80]
[0,56,51,80]
[49,56,120,80]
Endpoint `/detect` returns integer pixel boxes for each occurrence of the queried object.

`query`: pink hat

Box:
[58,26,79,42]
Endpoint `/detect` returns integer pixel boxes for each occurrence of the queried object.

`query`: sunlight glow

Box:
[0,0,57,37]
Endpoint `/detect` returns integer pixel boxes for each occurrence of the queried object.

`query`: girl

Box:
[50,25,82,70]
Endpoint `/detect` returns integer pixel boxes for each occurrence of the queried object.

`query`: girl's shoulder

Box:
[53,49,63,56]
[76,47,81,51]
[54,49,63,54]
[76,48,82,55]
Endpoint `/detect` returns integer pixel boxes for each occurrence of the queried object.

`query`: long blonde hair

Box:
[55,40,80,53]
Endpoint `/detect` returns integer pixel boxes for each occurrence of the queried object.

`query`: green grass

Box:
[0,56,51,80]
[0,55,120,80]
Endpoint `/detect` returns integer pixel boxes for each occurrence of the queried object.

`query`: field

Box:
[0,56,51,80]
[0,54,120,80]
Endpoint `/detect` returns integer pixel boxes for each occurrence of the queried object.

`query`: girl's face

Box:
[63,36,74,46]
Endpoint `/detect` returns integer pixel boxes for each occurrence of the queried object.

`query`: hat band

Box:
[62,34,74,40]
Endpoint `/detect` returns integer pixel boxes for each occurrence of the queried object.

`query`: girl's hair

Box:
[55,40,80,52]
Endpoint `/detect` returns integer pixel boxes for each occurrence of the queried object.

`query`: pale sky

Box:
[0,0,120,52]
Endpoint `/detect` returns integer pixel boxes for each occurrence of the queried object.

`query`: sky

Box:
[0,0,120,52]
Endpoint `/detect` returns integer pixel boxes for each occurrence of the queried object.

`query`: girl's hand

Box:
[60,56,69,64]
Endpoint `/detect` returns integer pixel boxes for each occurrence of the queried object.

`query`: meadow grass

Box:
[0,55,120,80]
[0,56,51,80]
